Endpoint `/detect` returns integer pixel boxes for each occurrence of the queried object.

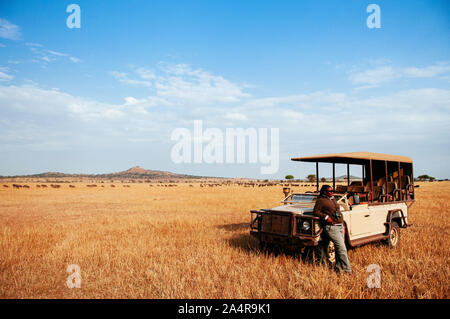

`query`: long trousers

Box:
[324,224,352,273]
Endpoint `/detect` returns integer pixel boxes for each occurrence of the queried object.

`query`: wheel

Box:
[316,239,336,267]
[385,221,400,248]
[259,241,266,251]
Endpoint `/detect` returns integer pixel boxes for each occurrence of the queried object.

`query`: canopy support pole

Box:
[385,160,388,202]
[347,164,350,186]
[332,163,335,191]
[316,162,319,191]
[370,160,374,203]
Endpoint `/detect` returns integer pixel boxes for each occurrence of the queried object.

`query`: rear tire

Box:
[385,221,400,248]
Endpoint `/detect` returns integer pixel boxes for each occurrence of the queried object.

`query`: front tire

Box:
[385,221,400,248]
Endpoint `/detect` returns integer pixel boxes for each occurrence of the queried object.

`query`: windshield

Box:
[290,194,316,203]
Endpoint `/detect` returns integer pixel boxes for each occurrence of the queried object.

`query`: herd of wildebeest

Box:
[2,181,317,190]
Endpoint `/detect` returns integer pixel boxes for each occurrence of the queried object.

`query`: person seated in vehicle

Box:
[313,185,351,273]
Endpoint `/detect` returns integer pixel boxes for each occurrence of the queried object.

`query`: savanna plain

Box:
[0,181,448,299]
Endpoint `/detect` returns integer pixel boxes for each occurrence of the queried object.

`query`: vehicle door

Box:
[368,204,390,235]
[349,205,372,238]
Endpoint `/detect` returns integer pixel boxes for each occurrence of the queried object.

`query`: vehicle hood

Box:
[262,203,314,215]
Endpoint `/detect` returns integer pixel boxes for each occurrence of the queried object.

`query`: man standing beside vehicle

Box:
[313,185,352,273]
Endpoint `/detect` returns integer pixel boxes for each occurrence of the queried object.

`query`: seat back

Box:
[400,175,411,189]
[383,182,397,195]
[373,185,382,200]
[348,185,364,193]
[377,177,386,187]
[335,185,348,193]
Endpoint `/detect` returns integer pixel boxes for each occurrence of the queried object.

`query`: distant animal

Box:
[69,185,75,188]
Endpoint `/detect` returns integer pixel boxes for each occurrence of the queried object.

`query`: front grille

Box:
[261,213,291,235]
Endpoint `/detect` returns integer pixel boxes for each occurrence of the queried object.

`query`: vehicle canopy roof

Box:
[291,152,413,165]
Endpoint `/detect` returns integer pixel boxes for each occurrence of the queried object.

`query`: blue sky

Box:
[0,0,449,179]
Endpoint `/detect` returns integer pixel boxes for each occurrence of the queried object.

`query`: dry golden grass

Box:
[0,181,449,299]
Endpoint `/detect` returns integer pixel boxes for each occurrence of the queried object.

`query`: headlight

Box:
[301,221,311,231]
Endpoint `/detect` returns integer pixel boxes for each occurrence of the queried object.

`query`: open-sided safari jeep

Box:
[250,152,415,264]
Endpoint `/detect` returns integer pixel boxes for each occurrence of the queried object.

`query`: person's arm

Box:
[313,199,331,223]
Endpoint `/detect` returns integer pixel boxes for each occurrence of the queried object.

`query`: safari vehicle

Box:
[250,152,415,264]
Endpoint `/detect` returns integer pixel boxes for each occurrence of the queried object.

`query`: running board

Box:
[349,234,387,247]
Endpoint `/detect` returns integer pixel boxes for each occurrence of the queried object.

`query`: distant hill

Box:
[336,175,361,180]
[0,166,210,181]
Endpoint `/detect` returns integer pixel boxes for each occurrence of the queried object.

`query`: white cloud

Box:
[225,112,248,121]
[46,50,68,57]
[210,88,450,151]
[0,84,125,120]
[124,96,140,105]
[403,63,450,78]
[0,72,13,81]
[349,66,398,89]
[134,67,155,79]
[244,91,349,109]
[123,95,173,109]
[1,52,450,178]
[25,42,43,47]
[349,62,450,89]
[0,83,179,151]
[0,18,21,40]
[41,56,54,63]
[110,70,152,87]
[28,45,81,65]
[155,64,251,104]
[69,57,81,63]
[111,63,251,105]
[0,67,13,81]
[280,109,304,120]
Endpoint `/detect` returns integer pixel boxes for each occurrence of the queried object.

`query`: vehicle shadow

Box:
[218,223,334,266]
[226,232,261,254]
[225,232,325,265]
[217,222,250,232]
